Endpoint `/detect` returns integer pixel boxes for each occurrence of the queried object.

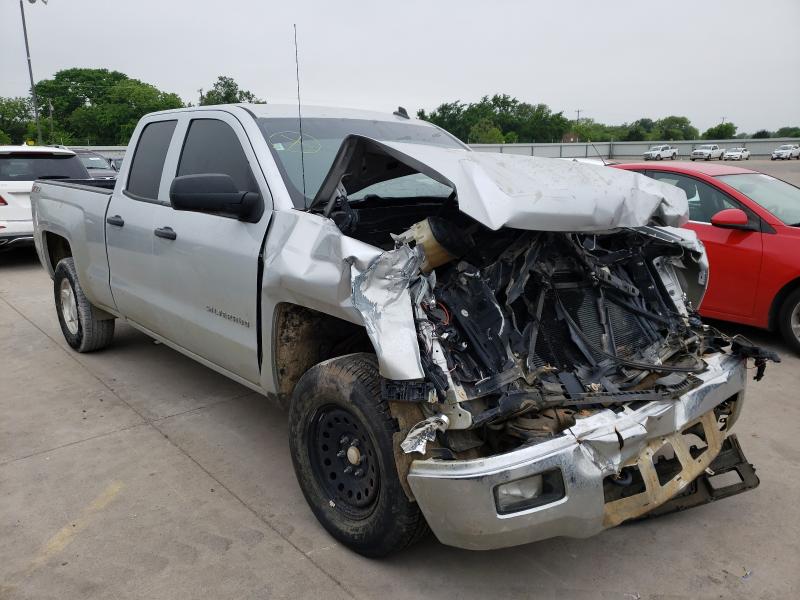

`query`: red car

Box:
[615,162,800,352]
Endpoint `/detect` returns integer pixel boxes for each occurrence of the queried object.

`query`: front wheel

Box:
[288,354,428,557]
[778,288,800,354]
[54,258,115,352]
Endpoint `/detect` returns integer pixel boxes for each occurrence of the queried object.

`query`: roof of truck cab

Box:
[616,161,756,176]
[0,145,76,155]
[147,103,433,125]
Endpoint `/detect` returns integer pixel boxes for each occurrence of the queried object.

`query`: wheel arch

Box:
[769,276,800,330]
[42,231,73,276]
[271,302,375,408]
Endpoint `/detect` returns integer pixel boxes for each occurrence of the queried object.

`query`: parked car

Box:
[0,145,89,251]
[615,161,800,352]
[771,144,800,160]
[723,147,750,161]
[643,144,677,160]
[71,148,118,179]
[690,144,724,161]
[30,105,774,556]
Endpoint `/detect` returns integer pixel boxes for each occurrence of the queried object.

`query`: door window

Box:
[177,119,257,193]
[126,120,177,200]
[648,172,738,223]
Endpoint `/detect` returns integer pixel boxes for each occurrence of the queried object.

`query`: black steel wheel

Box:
[288,353,429,557]
[308,405,380,517]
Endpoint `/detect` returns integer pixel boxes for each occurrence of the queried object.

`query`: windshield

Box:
[79,155,111,169]
[649,146,662,151]
[728,148,743,152]
[257,117,464,208]
[698,145,713,150]
[778,145,793,150]
[0,153,89,181]
[717,173,800,226]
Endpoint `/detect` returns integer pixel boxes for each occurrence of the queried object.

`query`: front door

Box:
[647,171,763,318]
[145,111,272,384]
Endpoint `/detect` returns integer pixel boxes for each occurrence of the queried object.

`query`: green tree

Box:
[653,116,698,140]
[33,69,183,144]
[200,76,264,105]
[0,97,33,143]
[468,118,505,143]
[419,94,570,143]
[703,122,737,139]
[752,129,772,138]
[0,129,12,145]
[776,126,800,138]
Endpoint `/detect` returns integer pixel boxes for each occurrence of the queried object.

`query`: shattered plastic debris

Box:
[401,415,450,455]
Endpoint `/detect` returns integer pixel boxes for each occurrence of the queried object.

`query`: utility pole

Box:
[19,0,45,145]
[47,98,54,142]
[197,88,204,105]
[575,109,582,125]
[721,116,726,124]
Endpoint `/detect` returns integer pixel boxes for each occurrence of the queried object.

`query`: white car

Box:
[771,144,800,160]
[643,144,677,160]
[0,146,89,251]
[690,144,724,161]
[723,147,750,161]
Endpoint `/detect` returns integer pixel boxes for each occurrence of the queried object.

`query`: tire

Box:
[691,158,696,161]
[54,257,115,352]
[671,153,676,160]
[778,288,800,354]
[288,353,428,557]
[657,154,663,160]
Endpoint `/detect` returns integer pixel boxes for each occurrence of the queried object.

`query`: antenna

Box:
[293,24,307,202]
[589,142,607,166]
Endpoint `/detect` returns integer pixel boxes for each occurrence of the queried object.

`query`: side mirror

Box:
[170,173,261,222]
[711,208,755,231]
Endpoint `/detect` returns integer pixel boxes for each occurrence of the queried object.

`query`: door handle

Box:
[106,215,125,227]
[154,226,177,240]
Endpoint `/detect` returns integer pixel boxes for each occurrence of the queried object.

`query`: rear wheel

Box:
[288,354,428,556]
[778,288,800,354]
[54,258,115,352]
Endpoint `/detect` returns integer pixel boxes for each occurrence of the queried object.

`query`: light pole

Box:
[19,0,48,145]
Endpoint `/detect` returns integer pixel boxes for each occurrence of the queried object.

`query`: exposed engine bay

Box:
[318,153,778,460]
[309,135,779,462]
[382,217,729,453]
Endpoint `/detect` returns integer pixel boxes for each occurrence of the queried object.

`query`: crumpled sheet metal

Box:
[379,141,689,232]
[401,415,450,455]
[351,244,426,380]
[260,212,427,386]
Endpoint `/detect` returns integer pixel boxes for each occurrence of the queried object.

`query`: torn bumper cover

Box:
[406,353,749,550]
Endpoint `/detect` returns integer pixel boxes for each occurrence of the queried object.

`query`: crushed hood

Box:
[312,135,689,232]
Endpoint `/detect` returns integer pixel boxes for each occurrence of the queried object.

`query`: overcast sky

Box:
[1,0,798,134]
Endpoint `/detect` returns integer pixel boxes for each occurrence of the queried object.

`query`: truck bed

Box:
[31,178,117,312]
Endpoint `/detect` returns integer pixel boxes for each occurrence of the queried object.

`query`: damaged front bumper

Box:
[407,352,750,550]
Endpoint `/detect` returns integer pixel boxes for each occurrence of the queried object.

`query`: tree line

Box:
[418,94,799,144]
[0,68,263,145]
[2,77,798,146]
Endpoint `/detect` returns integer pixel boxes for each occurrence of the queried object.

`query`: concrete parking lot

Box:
[2,160,799,599]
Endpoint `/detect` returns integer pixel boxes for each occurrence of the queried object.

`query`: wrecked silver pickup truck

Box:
[31,105,776,557]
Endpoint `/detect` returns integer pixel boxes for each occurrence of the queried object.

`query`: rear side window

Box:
[0,153,88,181]
[177,119,257,192]
[127,120,177,200]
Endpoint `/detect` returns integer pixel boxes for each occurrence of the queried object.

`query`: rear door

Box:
[106,118,178,328]
[646,170,763,318]
[144,110,272,384]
